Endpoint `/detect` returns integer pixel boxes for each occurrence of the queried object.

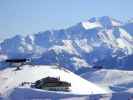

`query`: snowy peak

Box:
[81,20,102,30]
[98,16,122,28]
[82,16,122,29]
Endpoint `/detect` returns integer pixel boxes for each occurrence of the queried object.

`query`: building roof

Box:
[34,77,71,88]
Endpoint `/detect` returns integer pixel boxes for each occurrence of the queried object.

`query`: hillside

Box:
[81,69,133,92]
[0,65,109,99]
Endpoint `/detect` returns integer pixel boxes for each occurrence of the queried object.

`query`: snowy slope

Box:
[9,88,133,100]
[0,65,109,98]
[81,69,133,92]
[82,21,102,29]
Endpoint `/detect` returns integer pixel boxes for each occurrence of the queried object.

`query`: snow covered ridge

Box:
[0,16,133,72]
[81,69,133,93]
[0,65,109,99]
[82,21,102,29]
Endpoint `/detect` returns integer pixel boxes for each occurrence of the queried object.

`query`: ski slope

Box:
[0,65,109,98]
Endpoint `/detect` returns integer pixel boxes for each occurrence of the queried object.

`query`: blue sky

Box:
[0,0,133,41]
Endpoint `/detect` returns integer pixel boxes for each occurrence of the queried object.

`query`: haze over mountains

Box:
[0,16,133,73]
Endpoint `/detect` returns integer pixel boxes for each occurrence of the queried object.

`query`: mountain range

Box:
[0,16,133,73]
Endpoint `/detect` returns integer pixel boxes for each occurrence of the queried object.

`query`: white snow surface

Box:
[111,20,122,27]
[0,54,8,61]
[49,40,79,55]
[71,57,90,70]
[119,28,133,40]
[81,69,133,92]
[0,65,109,97]
[75,39,93,53]
[82,21,102,30]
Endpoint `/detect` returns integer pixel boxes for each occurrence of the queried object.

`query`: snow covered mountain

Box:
[0,16,133,72]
